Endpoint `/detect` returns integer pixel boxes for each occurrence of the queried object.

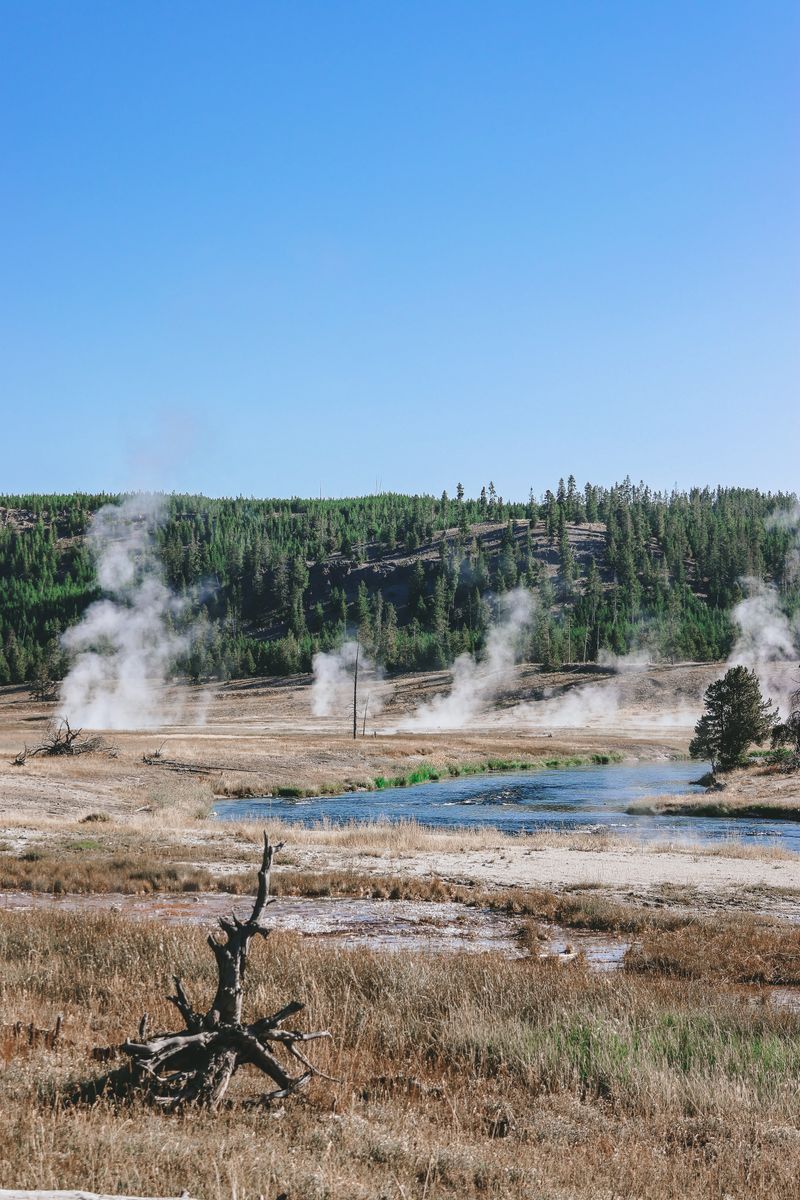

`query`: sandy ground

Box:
[703,764,800,807]
[0,664,709,818]
[282,841,800,918]
[2,663,799,919]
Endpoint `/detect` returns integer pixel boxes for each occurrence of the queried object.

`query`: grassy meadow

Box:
[1,900,800,1198]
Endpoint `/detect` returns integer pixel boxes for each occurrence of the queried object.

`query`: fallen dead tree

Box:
[0,1192,196,1200]
[142,752,262,775]
[10,719,116,766]
[75,835,333,1110]
[141,754,212,775]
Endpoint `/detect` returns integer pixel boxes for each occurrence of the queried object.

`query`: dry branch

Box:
[10,720,117,765]
[141,755,261,775]
[78,835,331,1110]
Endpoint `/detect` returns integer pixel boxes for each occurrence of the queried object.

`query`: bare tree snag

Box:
[352,642,359,740]
[79,835,332,1110]
[10,719,117,764]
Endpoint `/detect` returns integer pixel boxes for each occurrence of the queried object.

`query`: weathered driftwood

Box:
[0,1193,197,1200]
[78,835,331,1110]
[141,753,261,775]
[10,720,116,765]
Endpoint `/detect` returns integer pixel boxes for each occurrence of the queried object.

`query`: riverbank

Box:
[629,764,800,821]
[0,671,696,819]
[2,815,799,920]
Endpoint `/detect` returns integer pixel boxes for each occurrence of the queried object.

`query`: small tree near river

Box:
[772,671,800,766]
[690,665,778,774]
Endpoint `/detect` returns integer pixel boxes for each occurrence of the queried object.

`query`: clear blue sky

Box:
[1,1,798,499]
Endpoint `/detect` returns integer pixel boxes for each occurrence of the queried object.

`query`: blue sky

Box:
[1,1,798,499]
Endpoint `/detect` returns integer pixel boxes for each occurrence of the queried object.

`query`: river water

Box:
[213,761,800,851]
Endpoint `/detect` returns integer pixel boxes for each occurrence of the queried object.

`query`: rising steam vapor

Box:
[398,588,533,731]
[513,649,659,730]
[59,496,193,729]
[729,578,800,715]
[311,640,385,722]
[596,648,652,673]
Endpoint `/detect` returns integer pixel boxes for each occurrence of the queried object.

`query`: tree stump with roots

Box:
[80,835,332,1110]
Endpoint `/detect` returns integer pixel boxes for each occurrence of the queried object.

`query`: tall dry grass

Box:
[1,909,800,1198]
[626,919,800,985]
[3,807,798,862]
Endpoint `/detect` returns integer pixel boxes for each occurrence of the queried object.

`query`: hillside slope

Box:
[0,483,796,684]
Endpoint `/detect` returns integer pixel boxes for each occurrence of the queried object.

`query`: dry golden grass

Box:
[251,816,798,861]
[8,805,796,858]
[0,847,251,896]
[1,909,800,1198]
[3,832,800,985]
[626,919,800,985]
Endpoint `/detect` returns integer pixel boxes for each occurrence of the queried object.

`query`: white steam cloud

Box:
[728,578,800,716]
[512,649,661,730]
[59,496,194,729]
[311,640,385,724]
[399,588,533,731]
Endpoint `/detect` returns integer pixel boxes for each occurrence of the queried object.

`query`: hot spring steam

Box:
[59,496,194,729]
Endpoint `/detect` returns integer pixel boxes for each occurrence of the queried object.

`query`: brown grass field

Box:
[2,667,800,1197]
[1,909,800,1199]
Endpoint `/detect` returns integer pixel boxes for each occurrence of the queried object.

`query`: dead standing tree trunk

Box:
[80,835,331,1110]
[352,642,359,739]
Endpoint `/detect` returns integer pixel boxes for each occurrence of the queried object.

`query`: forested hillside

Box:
[0,479,797,686]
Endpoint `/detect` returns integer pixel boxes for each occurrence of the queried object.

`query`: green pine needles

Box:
[690,665,778,773]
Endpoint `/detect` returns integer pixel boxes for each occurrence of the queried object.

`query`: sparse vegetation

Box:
[1,908,800,1198]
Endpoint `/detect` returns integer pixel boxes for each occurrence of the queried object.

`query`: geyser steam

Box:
[512,649,645,729]
[311,640,384,722]
[399,588,533,731]
[59,496,192,729]
[729,577,800,715]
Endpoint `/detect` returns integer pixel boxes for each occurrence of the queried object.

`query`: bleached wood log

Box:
[0,1192,197,1200]
[76,834,332,1110]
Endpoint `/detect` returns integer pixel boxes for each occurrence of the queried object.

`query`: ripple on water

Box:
[213,762,800,852]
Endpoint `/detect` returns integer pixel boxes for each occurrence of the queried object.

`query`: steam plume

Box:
[399,588,533,731]
[728,578,799,715]
[311,640,384,722]
[59,496,193,729]
[513,649,656,729]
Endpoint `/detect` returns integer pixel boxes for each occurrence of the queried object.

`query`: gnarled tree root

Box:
[75,835,332,1110]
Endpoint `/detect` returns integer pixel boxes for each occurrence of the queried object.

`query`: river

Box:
[214,760,800,851]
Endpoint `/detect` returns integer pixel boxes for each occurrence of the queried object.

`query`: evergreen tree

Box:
[690,666,778,772]
[408,559,427,620]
